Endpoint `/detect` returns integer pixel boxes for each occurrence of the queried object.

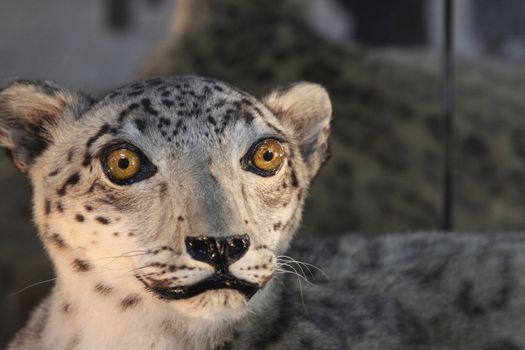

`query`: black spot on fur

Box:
[241,98,253,106]
[128,102,139,111]
[94,282,113,295]
[44,199,51,215]
[159,117,171,126]
[121,294,141,310]
[242,112,254,124]
[48,233,67,249]
[253,106,263,117]
[146,78,163,86]
[57,172,81,196]
[72,258,91,272]
[162,99,174,108]
[455,280,485,317]
[75,214,85,222]
[290,170,299,187]
[159,182,168,198]
[84,204,93,212]
[95,216,110,225]
[86,124,111,148]
[127,90,144,97]
[214,99,226,108]
[141,98,159,116]
[207,116,217,126]
[134,119,146,133]
[67,149,75,162]
[175,119,183,129]
[57,202,65,212]
[62,302,71,314]
[118,109,130,122]
[48,168,61,177]
[21,121,50,165]
[82,153,92,167]
[108,91,120,99]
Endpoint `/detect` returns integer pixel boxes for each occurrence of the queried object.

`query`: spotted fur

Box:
[1,77,332,349]
[3,76,525,350]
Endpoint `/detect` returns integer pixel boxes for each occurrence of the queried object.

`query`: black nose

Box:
[185,234,250,272]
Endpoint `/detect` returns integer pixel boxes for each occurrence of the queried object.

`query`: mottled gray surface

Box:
[249,232,525,349]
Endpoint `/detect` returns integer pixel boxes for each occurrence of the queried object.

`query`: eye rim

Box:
[241,138,286,177]
[100,142,158,185]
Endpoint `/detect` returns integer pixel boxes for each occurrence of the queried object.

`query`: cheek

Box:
[230,250,276,285]
[249,178,302,234]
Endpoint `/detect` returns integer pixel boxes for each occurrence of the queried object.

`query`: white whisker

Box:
[8,277,57,297]
[277,255,328,279]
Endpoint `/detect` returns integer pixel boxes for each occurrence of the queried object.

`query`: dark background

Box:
[3,0,525,346]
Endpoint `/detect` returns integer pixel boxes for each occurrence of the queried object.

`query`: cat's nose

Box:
[185,234,250,272]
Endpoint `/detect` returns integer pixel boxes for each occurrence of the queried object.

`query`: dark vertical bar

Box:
[443,0,454,230]
[106,0,131,30]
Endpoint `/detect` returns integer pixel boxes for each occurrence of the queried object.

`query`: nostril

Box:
[228,239,245,257]
[186,236,212,262]
[226,234,250,263]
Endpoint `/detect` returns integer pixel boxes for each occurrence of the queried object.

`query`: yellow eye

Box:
[106,148,141,181]
[251,139,285,174]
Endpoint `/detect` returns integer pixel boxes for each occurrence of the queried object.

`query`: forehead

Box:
[83,76,286,155]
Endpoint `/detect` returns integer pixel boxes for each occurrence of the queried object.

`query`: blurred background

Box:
[2,0,525,346]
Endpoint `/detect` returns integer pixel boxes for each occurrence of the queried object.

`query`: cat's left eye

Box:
[101,143,157,185]
[241,138,285,177]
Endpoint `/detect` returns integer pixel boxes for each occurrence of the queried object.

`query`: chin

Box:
[172,289,252,320]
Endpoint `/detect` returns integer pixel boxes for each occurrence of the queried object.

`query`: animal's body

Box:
[143,0,525,235]
[1,77,525,350]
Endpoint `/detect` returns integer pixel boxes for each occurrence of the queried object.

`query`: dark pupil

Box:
[263,151,274,162]
[118,157,130,169]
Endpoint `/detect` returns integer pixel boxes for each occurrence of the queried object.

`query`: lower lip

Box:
[146,275,260,300]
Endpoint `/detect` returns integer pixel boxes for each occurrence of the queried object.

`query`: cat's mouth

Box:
[143,274,260,300]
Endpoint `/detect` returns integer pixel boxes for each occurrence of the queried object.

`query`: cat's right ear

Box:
[0,80,93,174]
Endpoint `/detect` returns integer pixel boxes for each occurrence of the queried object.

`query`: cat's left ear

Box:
[0,80,93,174]
[263,82,332,181]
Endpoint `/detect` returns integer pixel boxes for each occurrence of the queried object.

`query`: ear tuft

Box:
[263,82,332,181]
[0,80,92,173]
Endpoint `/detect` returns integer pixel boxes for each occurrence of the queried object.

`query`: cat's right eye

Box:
[101,143,157,185]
